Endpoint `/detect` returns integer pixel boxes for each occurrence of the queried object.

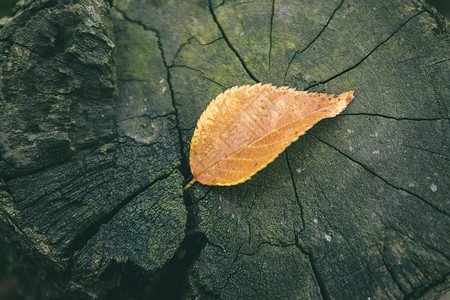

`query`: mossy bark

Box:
[0,0,449,299]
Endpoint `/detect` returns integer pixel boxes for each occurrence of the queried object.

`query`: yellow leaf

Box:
[185,83,353,190]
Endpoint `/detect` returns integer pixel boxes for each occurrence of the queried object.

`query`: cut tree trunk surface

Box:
[0,0,449,299]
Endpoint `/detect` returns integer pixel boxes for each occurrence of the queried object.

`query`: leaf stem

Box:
[183,178,197,191]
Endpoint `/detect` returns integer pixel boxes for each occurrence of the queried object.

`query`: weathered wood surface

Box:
[0,0,449,299]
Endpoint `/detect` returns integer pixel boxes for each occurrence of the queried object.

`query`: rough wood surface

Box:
[0,0,449,299]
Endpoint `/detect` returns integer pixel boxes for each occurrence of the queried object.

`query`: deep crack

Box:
[402,144,450,161]
[309,133,449,217]
[306,11,424,89]
[285,151,305,231]
[218,243,244,290]
[64,170,176,256]
[337,112,448,121]
[155,32,192,184]
[171,36,195,66]
[208,0,260,83]
[285,149,335,298]
[283,0,344,84]
[80,9,207,299]
[296,239,331,300]
[170,64,227,88]
[113,6,191,182]
[268,0,275,71]
[152,232,208,299]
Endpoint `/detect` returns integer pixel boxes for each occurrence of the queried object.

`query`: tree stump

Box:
[0,0,448,299]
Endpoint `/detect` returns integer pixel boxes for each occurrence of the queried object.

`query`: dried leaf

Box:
[185,83,353,189]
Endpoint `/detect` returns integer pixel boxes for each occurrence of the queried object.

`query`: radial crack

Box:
[65,170,176,256]
[426,58,450,67]
[309,133,449,217]
[310,173,352,247]
[296,241,331,300]
[218,243,244,290]
[171,36,224,66]
[285,151,305,231]
[208,0,260,83]
[402,144,450,161]
[283,0,344,84]
[113,6,159,33]
[171,36,195,65]
[170,64,227,88]
[268,0,275,71]
[307,11,424,89]
[337,112,448,121]
[113,5,191,181]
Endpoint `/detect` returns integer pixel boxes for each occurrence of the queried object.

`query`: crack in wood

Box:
[310,172,353,247]
[218,241,298,291]
[113,5,191,181]
[410,271,450,299]
[171,36,195,66]
[152,232,208,299]
[268,0,275,72]
[296,240,331,300]
[425,58,450,67]
[285,149,338,299]
[64,169,176,256]
[208,0,260,83]
[283,0,344,84]
[3,158,67,181]
[110,10,212,299]
[402,144,450,161]
[170,64,227,88]
[246,240,297,255]
[285,151,305,231]
[306,11,424,89]
[309,133,449,217]
[337,112,449,121]
[171,35,225,66]
[218,242,244,290]
[212,0,226,9]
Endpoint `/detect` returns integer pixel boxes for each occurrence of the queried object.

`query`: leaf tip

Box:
[346,90,354,104]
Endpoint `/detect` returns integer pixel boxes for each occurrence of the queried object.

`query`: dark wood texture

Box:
[0,0,448,299]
